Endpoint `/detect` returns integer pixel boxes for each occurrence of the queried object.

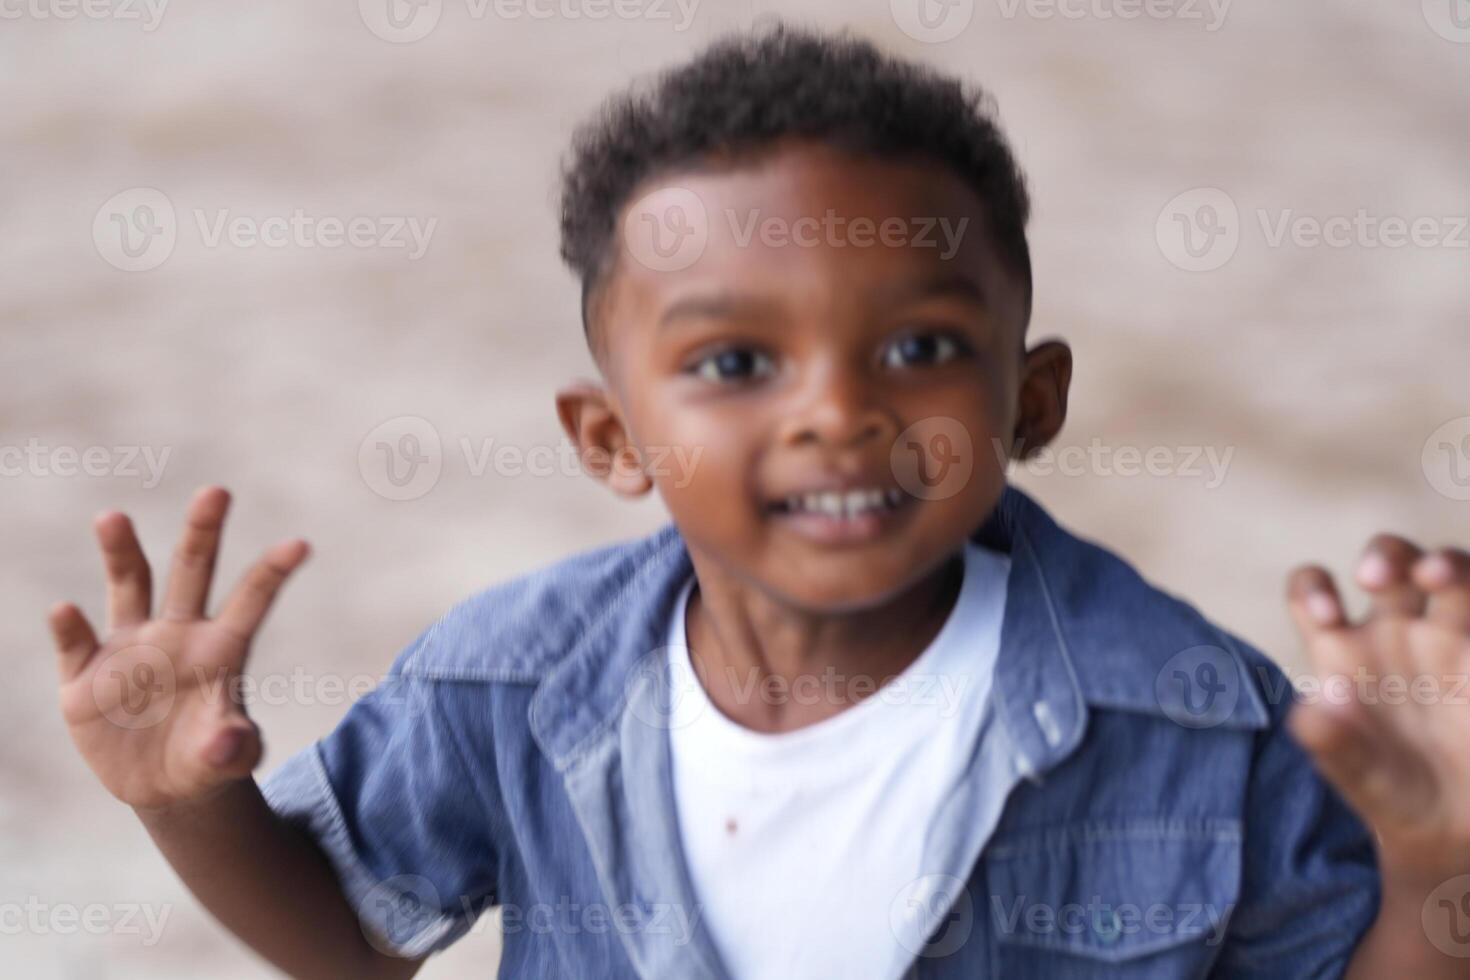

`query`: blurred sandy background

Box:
[3,0,1467,976]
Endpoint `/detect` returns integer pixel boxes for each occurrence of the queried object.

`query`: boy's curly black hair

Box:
[558,24,1033,337]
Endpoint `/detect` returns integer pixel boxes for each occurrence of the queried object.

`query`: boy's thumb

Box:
[203,719,264,777]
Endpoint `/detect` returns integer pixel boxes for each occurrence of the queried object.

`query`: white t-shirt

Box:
[665,542,1011,980]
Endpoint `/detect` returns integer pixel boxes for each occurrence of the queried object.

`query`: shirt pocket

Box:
[983,818,1241,979]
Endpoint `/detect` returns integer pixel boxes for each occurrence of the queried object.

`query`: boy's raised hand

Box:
[49,486,309,812]
[1286,534,1470,878]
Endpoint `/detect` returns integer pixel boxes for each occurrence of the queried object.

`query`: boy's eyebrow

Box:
[872,273,990,311]
[655,274,990,333]
[658,292,775,331]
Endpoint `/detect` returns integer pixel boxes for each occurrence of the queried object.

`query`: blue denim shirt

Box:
[261,486,1380,978]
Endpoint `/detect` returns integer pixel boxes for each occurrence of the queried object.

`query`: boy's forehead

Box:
[592,140,1025,349]
[682,141,969,208]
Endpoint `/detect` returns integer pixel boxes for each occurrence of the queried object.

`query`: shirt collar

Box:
[530,484,1269,775]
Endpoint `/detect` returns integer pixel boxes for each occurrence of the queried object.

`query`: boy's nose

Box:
[780,370,897,450]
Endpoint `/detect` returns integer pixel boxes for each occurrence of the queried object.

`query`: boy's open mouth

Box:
[766,487,907,518]
[763,486,914,544]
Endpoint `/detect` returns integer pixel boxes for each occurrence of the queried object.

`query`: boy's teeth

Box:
[784,488,898,518]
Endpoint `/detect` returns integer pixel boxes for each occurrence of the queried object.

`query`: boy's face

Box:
[558,141,1070,612]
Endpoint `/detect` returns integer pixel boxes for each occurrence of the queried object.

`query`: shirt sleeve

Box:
[258,623,500,959]
[1211,659,1381,978]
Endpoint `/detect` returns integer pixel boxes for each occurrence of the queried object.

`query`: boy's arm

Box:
[48,487,421,979]
[1344,871,1468,979]
[1285,535,1470,976]
[135,779,423,980]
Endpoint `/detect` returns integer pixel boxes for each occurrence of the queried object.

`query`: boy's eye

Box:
[880,331,966,369]
[690,348,776,383]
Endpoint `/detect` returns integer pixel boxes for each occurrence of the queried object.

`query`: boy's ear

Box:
[1012,340,1072,460]
[555,380,654,497]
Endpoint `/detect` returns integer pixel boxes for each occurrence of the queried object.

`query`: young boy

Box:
[50,26,1470,980]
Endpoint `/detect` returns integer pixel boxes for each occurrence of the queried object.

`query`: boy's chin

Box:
[753,550,960,616]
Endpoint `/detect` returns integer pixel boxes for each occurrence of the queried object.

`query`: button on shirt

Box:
[665,542,1011,980]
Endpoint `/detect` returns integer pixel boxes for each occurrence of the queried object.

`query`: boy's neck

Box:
[682,546,966,735]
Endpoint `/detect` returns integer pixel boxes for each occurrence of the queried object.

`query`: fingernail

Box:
[207,728,244,767]
[1356,552,1391,588]
[1307,591,1340,626]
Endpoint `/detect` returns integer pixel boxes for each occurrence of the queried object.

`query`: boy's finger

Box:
[1414,548,1470,633]
[48,602,99,681]
[216,539,310,644]
[94,511,152,630]
[1286,564,1349,640]
[161,486,231,622]
[1354,533,1427,619]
